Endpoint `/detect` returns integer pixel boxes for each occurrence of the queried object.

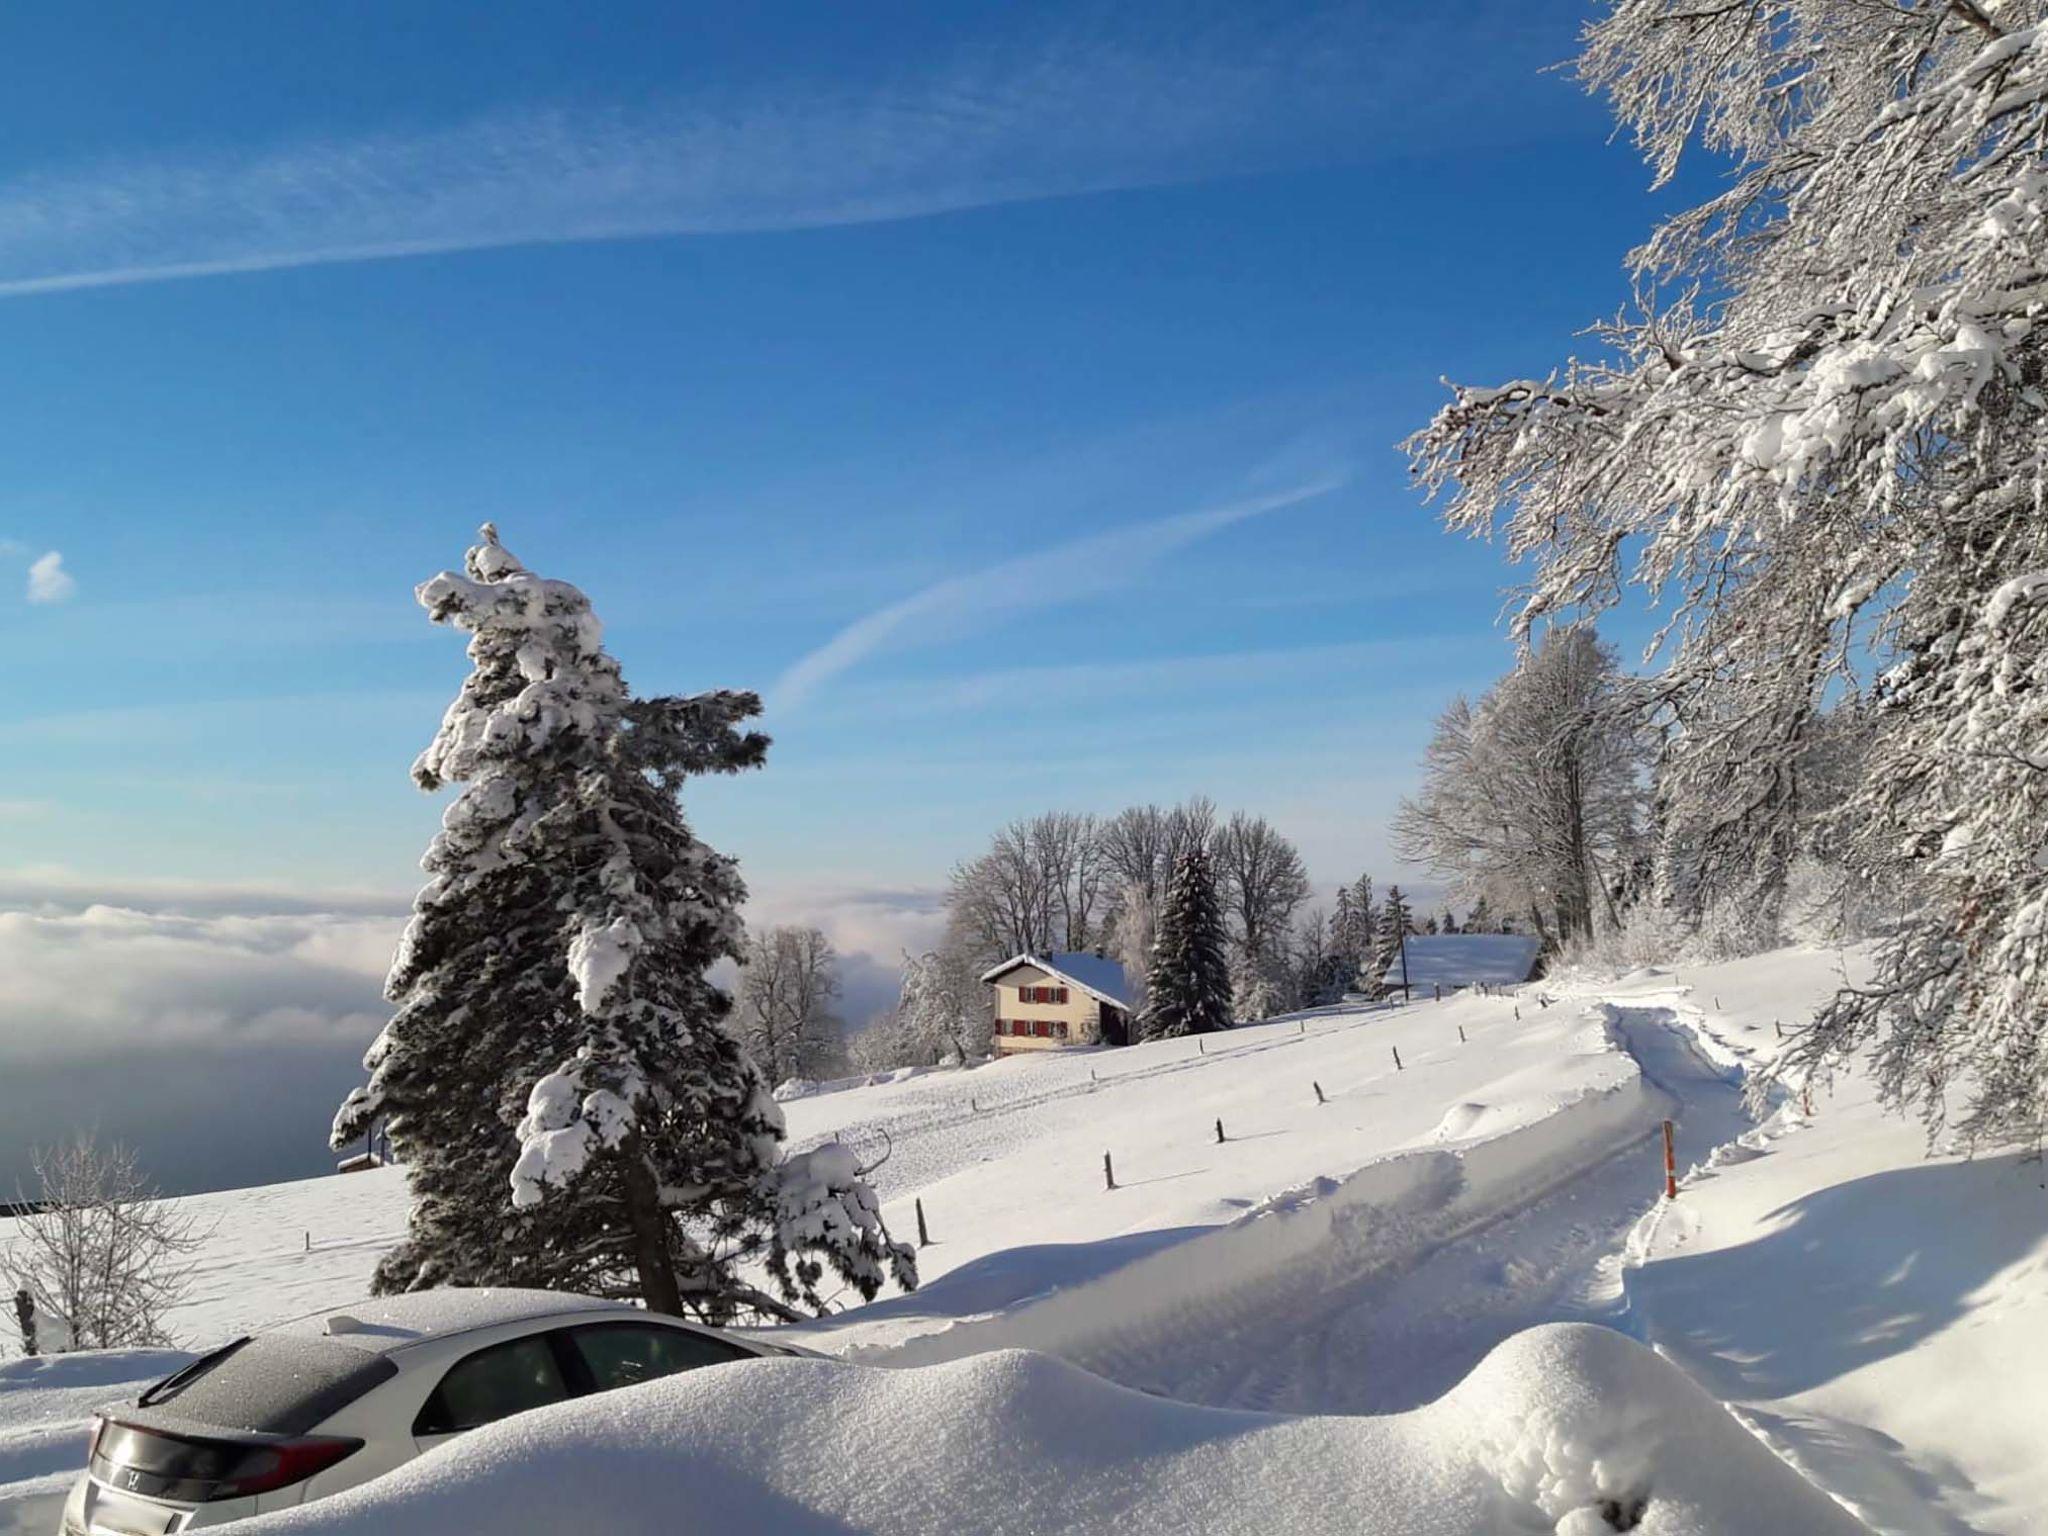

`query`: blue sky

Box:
[0,2,1690,1187]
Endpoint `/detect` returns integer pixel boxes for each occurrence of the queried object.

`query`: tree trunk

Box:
[620,1144,684,1317]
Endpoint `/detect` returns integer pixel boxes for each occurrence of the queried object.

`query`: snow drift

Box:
[244,1326,1865,1536]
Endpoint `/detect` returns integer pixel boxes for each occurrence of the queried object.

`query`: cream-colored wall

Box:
[991,963,1102,1050]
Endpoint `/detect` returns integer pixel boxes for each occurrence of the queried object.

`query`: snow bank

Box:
[243,1327,1865,1536]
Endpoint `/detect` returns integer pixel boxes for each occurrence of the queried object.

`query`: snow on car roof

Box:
[274,1288,623,1353]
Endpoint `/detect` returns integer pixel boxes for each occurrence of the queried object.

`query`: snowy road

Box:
[1078,1007,1758,1416]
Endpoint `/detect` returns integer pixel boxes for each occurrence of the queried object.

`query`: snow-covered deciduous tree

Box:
[1393,629,1646,947]
[1140,848,1234,1038]
[897,948,981,1064]
[333,527,912,1321]
[735,925,846,1088]
[1406,1,2048,1145]
[1213,811,1312,1020]
[0,1137,202,1352]
[1105,876,1157,1017]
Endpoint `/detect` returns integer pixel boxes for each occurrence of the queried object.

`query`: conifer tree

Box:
[334,527,913,1322]
[1139,848,1233,1038]
[1370,885,1414,998]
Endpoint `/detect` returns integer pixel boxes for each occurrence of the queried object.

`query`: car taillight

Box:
[215,1435,363,1498]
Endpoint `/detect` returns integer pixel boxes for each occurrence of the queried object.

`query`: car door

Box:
[410,1331,574,1453]
[556,1319,755,1397]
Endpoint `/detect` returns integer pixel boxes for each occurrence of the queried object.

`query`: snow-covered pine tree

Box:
[1139,848,1234,1038]
[1370,885,1414,998]
[334,527,914,1321]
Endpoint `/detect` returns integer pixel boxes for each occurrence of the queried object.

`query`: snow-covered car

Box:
[60,1288,802,1533]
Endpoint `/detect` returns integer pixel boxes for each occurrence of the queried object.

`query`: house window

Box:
[1054,987,1069,1004]
[1055,1022,1069,1040]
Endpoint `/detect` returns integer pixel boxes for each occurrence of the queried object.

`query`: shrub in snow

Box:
[332,526,913,1321]
[1406,2,2048,1146]
[0,1136,201,1353]
[1139,848,1232,1038]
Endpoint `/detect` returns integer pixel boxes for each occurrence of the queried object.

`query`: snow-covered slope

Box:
[6,947,2044,1535]
[242,1327,1866,1536]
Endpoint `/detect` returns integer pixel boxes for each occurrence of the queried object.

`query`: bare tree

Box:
[1033,811,1105,953]
[1213,812,1311,973]
[734,926,846,1085]
[2,1136,203,1352]
[948,811,1105,959]
[1098,805,1175,904]
[1163,796,1219,875]
[1395,629,1646,946]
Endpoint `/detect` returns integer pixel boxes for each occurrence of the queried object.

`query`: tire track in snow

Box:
[964,1006,1760,1417]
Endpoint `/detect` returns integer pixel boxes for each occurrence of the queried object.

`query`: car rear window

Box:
[136,1337,399,1435]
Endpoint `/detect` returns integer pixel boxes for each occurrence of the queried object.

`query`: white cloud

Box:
[25,549,75,603]
[769,474,1345,712]
[0,904,396,1066]
[0,4,1552,300]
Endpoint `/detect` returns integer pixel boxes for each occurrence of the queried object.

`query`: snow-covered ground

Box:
[5,948,2044,1534]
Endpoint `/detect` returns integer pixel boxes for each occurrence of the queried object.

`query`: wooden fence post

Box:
[1392,1045,1403,1071]
[915,1198,931,1248]
[1313,1081,1326,1105]
[1662,1120,1678,1200]
[1215,1118,1226,1144]
[1103,1151,1116,1191]
[1457,1025,1466,1043]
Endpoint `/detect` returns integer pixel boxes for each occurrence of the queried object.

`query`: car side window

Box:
[413,1334,569,1437]
[563,1322,752,1393]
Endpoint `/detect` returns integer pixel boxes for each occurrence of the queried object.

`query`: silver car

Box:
[61,1288,800,1532]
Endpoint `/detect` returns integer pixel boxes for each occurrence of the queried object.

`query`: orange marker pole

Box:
[1662,1119,1678,1200]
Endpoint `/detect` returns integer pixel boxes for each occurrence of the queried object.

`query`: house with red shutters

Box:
[980,951,1134,1055]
